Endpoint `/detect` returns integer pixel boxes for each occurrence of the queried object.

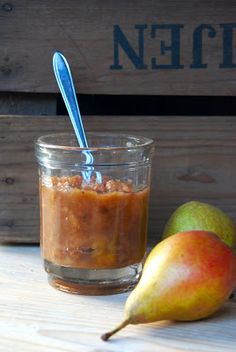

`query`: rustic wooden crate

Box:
[0,1,236,244]
[0,0,236,97]
[1,115,236,245]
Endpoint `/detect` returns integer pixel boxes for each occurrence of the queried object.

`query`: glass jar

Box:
[35,132,154,295]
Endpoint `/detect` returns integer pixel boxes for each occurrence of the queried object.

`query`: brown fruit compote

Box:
[40,175,149,270]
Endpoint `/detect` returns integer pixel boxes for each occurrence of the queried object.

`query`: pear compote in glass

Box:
[35,132,154,295]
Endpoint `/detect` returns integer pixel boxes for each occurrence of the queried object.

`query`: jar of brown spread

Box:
[36,132,154,295]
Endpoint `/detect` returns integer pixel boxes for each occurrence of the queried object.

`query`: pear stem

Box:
[101,318,130,341]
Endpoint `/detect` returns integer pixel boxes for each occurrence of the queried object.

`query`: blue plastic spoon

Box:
[52,52,101,183]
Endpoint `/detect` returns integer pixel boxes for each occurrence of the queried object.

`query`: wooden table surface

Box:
[1,245,236,352]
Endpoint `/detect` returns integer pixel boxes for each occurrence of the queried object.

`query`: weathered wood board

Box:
[0,245,235,351]
[1,115,236,244]
[0,0,236,95]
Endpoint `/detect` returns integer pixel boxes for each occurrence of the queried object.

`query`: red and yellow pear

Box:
[102,230,236,341]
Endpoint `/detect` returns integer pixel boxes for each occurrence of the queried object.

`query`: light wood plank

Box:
[0,245,235,351]
[0,1,236,95]
[1,115,236,244]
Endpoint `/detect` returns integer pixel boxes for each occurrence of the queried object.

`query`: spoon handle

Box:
[52,52,88,149]
[52,51,102,184]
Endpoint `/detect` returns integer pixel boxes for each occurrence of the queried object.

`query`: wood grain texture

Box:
[0,115,236,244]
[0,245,235,352]
[0,0,236,95]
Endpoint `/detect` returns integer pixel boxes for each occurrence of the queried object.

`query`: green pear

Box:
[101,230,236,341]
[163,201,236,247]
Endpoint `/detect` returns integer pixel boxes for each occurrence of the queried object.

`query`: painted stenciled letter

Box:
[110,24,147,70]
[151,24,184,69]
[220,23,236,68]
[191,25,216,68]
[110,23,236,70]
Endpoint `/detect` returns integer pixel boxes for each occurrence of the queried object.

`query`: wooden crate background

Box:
[1,0,236,97]
[1,1,236,245]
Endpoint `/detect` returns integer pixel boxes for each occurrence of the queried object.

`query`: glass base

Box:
[44,259,143,295]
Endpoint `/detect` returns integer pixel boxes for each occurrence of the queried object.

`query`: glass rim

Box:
[35,132,154,151]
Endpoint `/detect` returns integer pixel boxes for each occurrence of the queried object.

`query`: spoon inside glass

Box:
[52,52,101,183]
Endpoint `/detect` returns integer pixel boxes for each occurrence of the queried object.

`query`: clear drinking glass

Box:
[35,132,154,295]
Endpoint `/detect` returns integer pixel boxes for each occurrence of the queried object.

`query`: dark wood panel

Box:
[0,115,236,245]
[0,93,57,115]
[0,1,236,95]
